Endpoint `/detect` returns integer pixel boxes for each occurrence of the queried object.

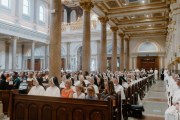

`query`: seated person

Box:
[27,73,33,81]
[127,78,132,87]
[97,77,105,90]
[5,73,11,82]
[121,77,128,88]
[90,77,99,93]
[10,72,20,89]
[73,75,80,86]
[0,74,6,90]
[113,77,125,100]
[28,77,45,95]
[73,84,85,99]
[101,81,116,100]
[44,77,60,97]
[60,75,66,88]
[62,79,74,98]
[86,85,98,100]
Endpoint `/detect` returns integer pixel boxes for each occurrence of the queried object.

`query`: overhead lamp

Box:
[131,16,134,18]
[124,3,127,5]
[146,14,149,17]
[149,25,151,26]
[141,1,145,3]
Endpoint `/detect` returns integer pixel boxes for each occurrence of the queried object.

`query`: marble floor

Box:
[129,80,167,120]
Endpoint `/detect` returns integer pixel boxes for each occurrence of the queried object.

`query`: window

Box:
[70,10,76,23]
[39,5,45,21]
[64,9,67,23]
[1,0,9,7]
[23,0,29,15]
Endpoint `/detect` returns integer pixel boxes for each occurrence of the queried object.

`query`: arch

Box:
[27,48,41,56]
[23,0,30,15]
[107,44,120,53]
[70,10,76,23]
[135,39,160,52]
[39,5,45,21]
[64,9,67,23]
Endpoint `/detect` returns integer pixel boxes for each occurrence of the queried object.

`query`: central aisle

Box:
[130,80,167,120]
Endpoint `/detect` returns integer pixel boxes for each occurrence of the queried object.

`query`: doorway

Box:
[27,59,40,71]
[137,56,159,71]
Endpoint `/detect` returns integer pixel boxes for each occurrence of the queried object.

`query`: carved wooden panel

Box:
[56,107,68,120]
[15,103,25,120]
[28,104,38,120]
[42,105,52,120]
[90,110,104,120]
[72,108,85,120]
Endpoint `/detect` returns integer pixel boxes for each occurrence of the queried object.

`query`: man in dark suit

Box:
[161,68,164,80]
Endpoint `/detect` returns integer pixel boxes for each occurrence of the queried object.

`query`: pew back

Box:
[11,93,114,120]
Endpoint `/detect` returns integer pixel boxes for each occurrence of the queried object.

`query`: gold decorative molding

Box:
[124,38,130,42]
[110,26,119,33]
[98,16,109,25]
[118,33,124,39]
[175,57,180,63]
[79,1,94,12]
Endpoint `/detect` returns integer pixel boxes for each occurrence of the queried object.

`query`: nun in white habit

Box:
[28,77,45,95]
[44,76,60,97]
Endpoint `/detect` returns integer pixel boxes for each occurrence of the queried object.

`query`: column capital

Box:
[124,37,130,42]
[110,26,119,33]
[5,42,10,47]
[98,16,109,25]
[11,36,19,41]
[67,42,71,46]
[31,40,36,44]
[118,33,125,39]
[44,43,49,47]
[79,1,94,12]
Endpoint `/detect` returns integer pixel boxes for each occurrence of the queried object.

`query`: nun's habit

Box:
[28,77,45,95]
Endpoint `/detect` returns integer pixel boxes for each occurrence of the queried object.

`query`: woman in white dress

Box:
[73,84,85,99]
[27,73,33,81]
[113,77,125,100]
[44,76,60,97]
[28,77,45,95]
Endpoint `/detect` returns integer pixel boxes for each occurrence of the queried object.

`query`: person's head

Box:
[5,73,9,78]
[38,72,42,77]
[176,79,180,86]
[113,77,118,85]
[65,79,72,89]
[28,73,33,78]
[79,76,84,82]
[73,75,77,81]
[105,81,116,95]
[75,84,85,94]
[174,74,179,81]
[33,77,41,86]
[87,76,91,82]
[104,77,108,82]
[131,75,135,80]
[87,85,95,98]
[80,81,86,87]
[49,76,59,88]
[136,74,140,78]
[97,77,100,83]
[168,72,170,76]
[127,78,131,84]
[12,72,18,78]
[0,74,6,80]
[90,77,94,85]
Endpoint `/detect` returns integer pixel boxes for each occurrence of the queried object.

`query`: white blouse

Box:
[28,85,45,95]
[122,82,128,88]
[74,80,80,86]
[73,92,85,99]
[92,84,99,93]
[44,86,60,97]
[60,82,65,88]
[114,84,125,100]
[27,78,33,81]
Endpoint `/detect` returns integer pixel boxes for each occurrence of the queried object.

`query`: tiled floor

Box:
[129,80,167,120]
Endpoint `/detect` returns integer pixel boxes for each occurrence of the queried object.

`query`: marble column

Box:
[96,40,100,71]
[134,56,137,69]
[79,1,94,74]
[125,38,130,71]
[31,41,35,70]
[98,16,109,73]
[110,26,119,72]
[21,44,24,70]
[67,42,70,69]
[5,42,10,70]
[45,44,48,69]
[49,0,62,83]
[34,0,37,23]
[132,57,134,70]
[15,0,19,17]
[118,33,124,71]
[12,36,19,71]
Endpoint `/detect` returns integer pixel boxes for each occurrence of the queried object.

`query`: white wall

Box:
[0,41,5,70]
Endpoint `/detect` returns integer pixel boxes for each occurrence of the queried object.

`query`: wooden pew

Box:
[122,89,128,120]
[10,93,114,120]
[126,86,131,116]
[6,82,14,90]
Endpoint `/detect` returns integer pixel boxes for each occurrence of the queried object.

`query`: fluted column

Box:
[12,36,19,71]
[31,41,35,70]
[67,42,70,69]
[5,42,10,70]
[118,33,124,71]
[21,44,24,70]
[110,26,119,72]
[125,37,130,71]
[49,0,62,83]
[45,44,48,69]
[79,1,94,74]
[98,16,109,73]
[96,40,100,71]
